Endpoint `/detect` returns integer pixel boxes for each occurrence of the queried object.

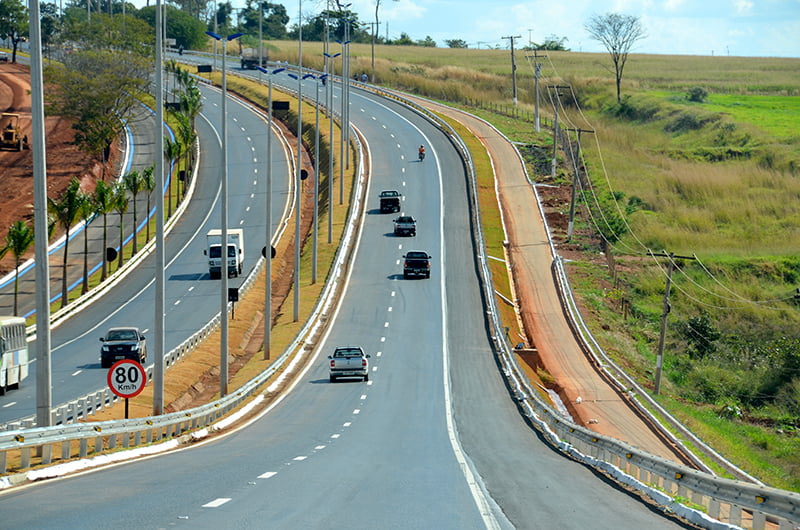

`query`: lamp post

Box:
[256,65,285,359]
[336,37,350,204]
[302,73,327,284]
[205,30,242,397]
[323,51,340,244]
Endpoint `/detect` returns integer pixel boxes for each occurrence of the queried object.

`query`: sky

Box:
[132,0,800,57]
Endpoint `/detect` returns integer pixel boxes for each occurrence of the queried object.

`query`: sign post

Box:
[107,359,147,419]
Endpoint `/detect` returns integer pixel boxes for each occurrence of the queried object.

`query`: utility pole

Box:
[502,35,522,105]
[547,85,570,179]
[366,21,380,82]
[526,50,546,132]
[564,126,594,241]
[650,251,696,395]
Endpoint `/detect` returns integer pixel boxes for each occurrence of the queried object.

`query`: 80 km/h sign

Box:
[107,359,147,399]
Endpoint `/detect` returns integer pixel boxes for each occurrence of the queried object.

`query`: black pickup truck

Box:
[379,190,402,213]
[403,251,431,279]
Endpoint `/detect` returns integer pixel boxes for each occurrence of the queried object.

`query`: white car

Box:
[0,52,9,63]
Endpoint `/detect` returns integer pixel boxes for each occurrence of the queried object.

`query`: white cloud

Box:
[734,0,755,15]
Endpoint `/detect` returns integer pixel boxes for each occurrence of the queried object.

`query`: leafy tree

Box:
[77,189,93,295]
[240,1,288,40]
[416,36,436,48]
[48,177,84,309]
[164,137,183,217]
[174,112,196,199]
[388,32,414,46]
[170,0,209,19]
[0,0,28,63]
[44,50,151,177]
[445,39,468,49]
[60,11,153,54]
[111,181,129,269]
[123,170,144,255]
[40,2,61,56]
[0,220,35,315]
[92,179,115,280]
[535,35,569,51]
[136,5,207,50]
[678,311,720,360]
[141,165,156,242]
[585,12,646,103]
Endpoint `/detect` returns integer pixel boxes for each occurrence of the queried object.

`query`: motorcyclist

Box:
[418,145,426,160]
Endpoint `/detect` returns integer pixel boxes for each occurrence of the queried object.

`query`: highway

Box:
[0,68,689,528]
[0,82,292,423]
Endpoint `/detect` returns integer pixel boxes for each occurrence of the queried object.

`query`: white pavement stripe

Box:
[202,498,231,508]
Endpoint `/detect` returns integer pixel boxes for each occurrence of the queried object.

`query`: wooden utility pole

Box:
[503,35,522,105]
[564,127,594,241]
[649,251,696,395]
[366,21,380,82]
[547,85,570,179]
[526,50,546,132]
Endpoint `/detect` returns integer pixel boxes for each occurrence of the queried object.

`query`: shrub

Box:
[687,86,709,102]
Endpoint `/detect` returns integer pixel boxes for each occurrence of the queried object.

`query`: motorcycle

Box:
[418,150,425,161]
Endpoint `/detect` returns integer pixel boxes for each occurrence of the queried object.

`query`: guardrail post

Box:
[752,510,766,530]
[729,504,742,527]
[108,434,116,450]
[41,443,52,465]
[61,440,70,461]
[20,446,30,469]
[0,450,6,473]
[79,438,88,458]
[134,431,141,447]
[94,435,103,454]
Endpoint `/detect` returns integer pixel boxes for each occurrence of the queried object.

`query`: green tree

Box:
[44,50,151,178]
[585,12,646,103]
[60,11,153,54]
[111,181,129,269]
[141,165,156,242]
[48,177,84,309]
[0,0,28,63]
[445,39,468,49]
[678,311,721,360]
[535,35,569,51]
[174,113,196,200]
[241,1,288,40]
[0,220,35,316]
[416,36,436,47]
[136,5,208,50]
[164,137,184,217]
[92,179,115,281]
[123,170,144,255]
[77,189,93,295]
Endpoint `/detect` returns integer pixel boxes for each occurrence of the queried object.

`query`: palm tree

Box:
[175,113,196,200]
[141,165,155,242]
[111,181,129,269]
[0,220,35,315]
[92,179,115,281]
[164,137,183,217]
[123,170,144,255]
[77,189,93,295]
[48,177,83,309]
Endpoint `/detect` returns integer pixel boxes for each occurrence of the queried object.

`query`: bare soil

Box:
[0,61,119,275]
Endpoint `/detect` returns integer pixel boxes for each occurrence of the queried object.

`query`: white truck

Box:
[328,346,371,383]
[205,228,244,279]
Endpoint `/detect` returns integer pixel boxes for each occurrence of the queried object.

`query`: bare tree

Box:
[585,12,646,103]
[371,0,397,81]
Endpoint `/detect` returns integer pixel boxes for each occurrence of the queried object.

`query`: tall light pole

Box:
[30,0,53,429]
[336,36,350,204]
[323,51,339,244]
[206,30,242,397]
[291,0,303,322]
[303,73,326,284]
[256,65,285,360]
[153,0,166,415]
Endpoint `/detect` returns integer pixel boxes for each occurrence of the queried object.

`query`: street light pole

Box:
[257,66,285,360]
[153,0,166,415]
[206,30,242,396]
[323,51,339,244]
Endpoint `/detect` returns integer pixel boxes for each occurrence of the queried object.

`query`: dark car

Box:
[100,327,147,368]
[403,251,431,279]
[379,190,402,213]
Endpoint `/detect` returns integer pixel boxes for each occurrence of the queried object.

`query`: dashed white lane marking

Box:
[315,445,326,450]
[293,456,307,461]
[174,300,181,306]
[71,370,81,377]
[2,402,17,408]
[353,409,360,414]
[343,422,352,427]
[203,498,231,508]
[258,471,277,479]
[391,291,396,297]
[188,286,195,292]
[377,350,382,357]
[381,337,386,343]
[246,206,251,212]
[331,434,341,439]
[384,322,389,328]
[360,395,367,400]
[388,306,392,312]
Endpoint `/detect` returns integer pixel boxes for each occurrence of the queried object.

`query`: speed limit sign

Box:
[107,359,147,399]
